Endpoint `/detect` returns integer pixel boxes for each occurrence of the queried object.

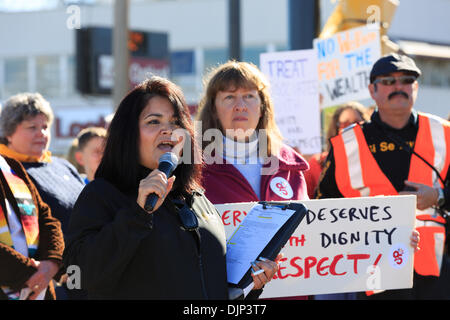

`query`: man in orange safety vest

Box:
[316,53,449,299]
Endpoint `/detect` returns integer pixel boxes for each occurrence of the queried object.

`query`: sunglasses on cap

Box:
[373,75,417,86]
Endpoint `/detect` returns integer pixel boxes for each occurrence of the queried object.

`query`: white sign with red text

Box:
[216,195,416,298]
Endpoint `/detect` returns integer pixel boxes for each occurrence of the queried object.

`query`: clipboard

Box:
[228,201,307,299]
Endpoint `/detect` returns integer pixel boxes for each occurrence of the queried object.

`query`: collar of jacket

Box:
[205,145,309,173]
[371,109,418,132]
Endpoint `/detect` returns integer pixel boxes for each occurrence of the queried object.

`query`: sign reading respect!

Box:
[215,195,416,298]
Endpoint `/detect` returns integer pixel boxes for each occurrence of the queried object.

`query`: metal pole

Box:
[113,0,129,110]
[288,0,318,50]
[228,0,241,61]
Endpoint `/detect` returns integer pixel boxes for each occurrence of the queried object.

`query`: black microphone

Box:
[144,152,179,212]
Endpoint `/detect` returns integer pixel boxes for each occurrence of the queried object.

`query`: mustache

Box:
[388,91,409,100]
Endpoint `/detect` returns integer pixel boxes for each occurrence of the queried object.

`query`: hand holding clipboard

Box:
[226,201,307,298]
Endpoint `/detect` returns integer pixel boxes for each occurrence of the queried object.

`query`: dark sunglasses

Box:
[373,75,417,86]
[172,198,199,231]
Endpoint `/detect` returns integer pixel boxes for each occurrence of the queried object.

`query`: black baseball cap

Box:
[370,53,421,83]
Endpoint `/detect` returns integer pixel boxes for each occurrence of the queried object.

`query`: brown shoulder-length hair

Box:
[95,76,202,195]
[326,101,370,150]
[196,60,283,156]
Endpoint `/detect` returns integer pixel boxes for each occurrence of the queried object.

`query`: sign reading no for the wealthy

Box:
[313,24,381,108]
[216,195,416,298]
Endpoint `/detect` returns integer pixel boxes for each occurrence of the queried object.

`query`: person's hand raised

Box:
[137,169,175,213]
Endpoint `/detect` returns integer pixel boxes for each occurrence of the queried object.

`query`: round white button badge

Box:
[269,177,294,199]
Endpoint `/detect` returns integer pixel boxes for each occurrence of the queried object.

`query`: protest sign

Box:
[313,24,381,108]
[260,50,321,154]
[216,195,416,298]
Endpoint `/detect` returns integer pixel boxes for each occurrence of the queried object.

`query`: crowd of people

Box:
[0,53,448,300]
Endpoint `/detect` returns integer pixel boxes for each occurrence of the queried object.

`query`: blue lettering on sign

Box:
[344,48,372,71]
[267,59,307,78]
[316,39,336,60]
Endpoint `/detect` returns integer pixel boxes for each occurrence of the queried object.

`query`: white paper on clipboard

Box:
[226,204,295,284]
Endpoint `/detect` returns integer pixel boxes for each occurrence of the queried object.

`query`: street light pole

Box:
[288,0,319,50]
[113,0,129,110]
[229,0,241,61]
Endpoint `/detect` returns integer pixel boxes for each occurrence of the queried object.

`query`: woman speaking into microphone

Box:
[64,77,278,299]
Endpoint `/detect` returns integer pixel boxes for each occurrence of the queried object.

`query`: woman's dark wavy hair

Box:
[95,76,202,196]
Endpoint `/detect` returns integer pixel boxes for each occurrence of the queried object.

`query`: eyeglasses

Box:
[373,75,417,86]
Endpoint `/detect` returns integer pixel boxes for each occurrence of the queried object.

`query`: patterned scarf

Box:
[0,156,39,299]
[0,144,52,163]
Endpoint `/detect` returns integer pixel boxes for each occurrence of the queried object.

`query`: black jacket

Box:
[64,178,229,299]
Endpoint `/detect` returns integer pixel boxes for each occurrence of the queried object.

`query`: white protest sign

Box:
[313,24,381,108]
[216,195,416,298]
[260,50,321,154]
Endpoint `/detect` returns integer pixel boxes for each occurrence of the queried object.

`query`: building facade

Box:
[0,0,448,154]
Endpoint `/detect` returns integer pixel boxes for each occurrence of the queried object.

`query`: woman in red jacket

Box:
[197,60,310,205]
[197,60,309,300]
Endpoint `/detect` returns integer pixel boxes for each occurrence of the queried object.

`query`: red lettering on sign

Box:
[274,253,384,280]
[222,210,231,226]
[317,257,330,276]
[289,235,306,247]
[329,254,346,276]
[222,210,248,227]
[347,254,370,274]
[304,256,317,279]
[289,256,303,278]
[233,210,242,226]
[274,257,287,279]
